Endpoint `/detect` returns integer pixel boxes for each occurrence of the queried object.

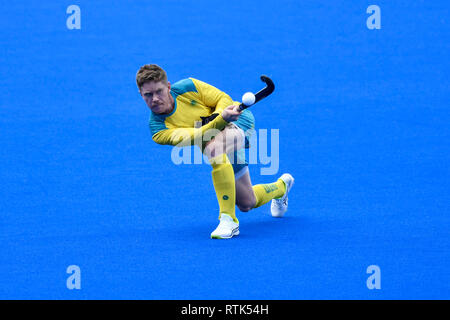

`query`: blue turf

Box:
[0,0,449,299]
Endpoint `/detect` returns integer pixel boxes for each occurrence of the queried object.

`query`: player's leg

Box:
[204,123,244,160]
[204,124,244,239]
[235,169,293,214]
[269,173,295,217]
[235,169,256,212]
[230,110,292,214]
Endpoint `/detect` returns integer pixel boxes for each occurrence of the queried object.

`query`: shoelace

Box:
[274,181,290,208]
[274,196,288,208]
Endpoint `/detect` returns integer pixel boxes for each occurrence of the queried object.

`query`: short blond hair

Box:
[136,64,167,90]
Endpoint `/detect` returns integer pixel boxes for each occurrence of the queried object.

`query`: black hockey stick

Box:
[201,75,275,126]
[238,75,275,110]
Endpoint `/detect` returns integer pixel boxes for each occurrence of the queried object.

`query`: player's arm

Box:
[151,79,241,146]
[151,105,241,146]
[191,78,238,115]
[151,117,227,147]
[152,113,223,147]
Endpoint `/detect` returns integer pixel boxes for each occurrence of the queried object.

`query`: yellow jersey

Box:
[149,78,239,147]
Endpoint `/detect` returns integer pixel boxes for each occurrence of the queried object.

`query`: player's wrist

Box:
[221,111,231,122]
[218,113,230,124]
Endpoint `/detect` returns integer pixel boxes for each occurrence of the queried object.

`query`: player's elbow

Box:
[152,134,164,145]
[152,132,170,145]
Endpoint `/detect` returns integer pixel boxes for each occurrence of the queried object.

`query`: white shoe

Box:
[271,173,295,218]
[210,214,240,239]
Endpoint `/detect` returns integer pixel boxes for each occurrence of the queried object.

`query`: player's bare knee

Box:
[204,141,225,160]
[238,204,252,212]
[237,196,256,212]
[238,199,255,212]
[224,128,244,152]
[204,144,215,159]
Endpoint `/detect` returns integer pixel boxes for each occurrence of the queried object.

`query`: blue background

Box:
[0,0,449,299]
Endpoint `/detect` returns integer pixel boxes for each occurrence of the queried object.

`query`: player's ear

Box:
[167,81,171,90]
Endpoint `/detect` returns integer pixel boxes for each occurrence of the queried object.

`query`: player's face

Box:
[140,81,173,114]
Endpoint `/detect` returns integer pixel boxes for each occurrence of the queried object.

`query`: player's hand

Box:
[222,105,242,122]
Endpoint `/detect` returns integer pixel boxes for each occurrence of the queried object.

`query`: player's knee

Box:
[238,204,252,212]
[237,195,256,212]
[204,141,225,160]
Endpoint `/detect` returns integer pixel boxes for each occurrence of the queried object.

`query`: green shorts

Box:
[230,109,255,178]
